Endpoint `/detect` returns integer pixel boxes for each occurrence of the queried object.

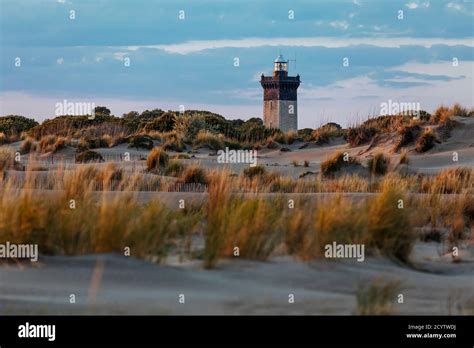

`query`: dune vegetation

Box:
[0,103,473,269]
[0,161,472,268]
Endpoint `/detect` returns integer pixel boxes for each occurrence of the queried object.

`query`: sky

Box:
[0,0,473,128]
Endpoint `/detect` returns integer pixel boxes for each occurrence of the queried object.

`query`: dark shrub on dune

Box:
[367,153,390,175]
[19,137,37,154]
[346,126,377,146]
[243,164,266,179]
[178,165,208,184]
[128,134,154,150]
[394,124,421,151]
[415,130,436,153]
[0,115,38,136]
[76,150,104,163]
[164,160,185,176]
[142,112,176,132]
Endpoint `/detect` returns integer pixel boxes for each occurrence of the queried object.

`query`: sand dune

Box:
[0,242,473,315]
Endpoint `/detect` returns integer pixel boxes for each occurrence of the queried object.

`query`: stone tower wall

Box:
[261,76,300,132]
[263,100,297,132]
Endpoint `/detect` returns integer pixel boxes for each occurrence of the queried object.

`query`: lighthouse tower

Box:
[260,55,300,132]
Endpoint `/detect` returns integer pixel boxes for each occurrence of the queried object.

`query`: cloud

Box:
[113,52,127,61]
[406,1,430,10]
[447,2,463,11]
[388,60,470,78]
[330,21,349,30]
[124,37,474,55]
[352,0,361,6]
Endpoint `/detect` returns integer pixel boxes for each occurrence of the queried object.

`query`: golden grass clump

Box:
[204,170,232,268]
[356,278,402,315]
[269,177,298,193]
[38,134,67,153]
[19,137,37,154]
[366,184,415,262]
[0,147,15,173]
[319,174,370,193]
[0,167,200,260]
[2,156,470,266]
[398,149,409,165]
[204,170,285,268]
[367,153,390,176]
[243,164,266,179]
[178,165,208,184]
[425,167,473,194]
[164,160,185,177]
[415,129,436,153]
[271,130,299,145]
[160,131,186,152]
[431,103,471,124]
[193,130,224,151]
[240,165,279,190]
[393,124,421,152]
[320,151,360,177]
[451,103,469,117]
[431,105,452,124]
[311,123,342,145]
[286,195,365,260]
[146,147,169,172]
[0,132,8,145]
[433,103,469,122]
